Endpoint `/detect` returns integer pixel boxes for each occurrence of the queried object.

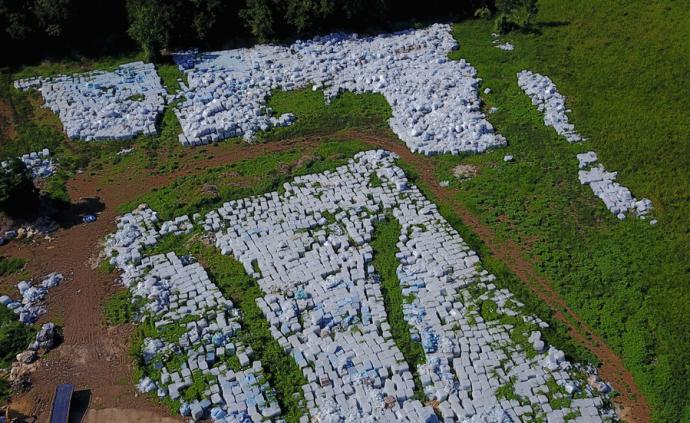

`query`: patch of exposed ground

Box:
[0,99,17,140]
[84,408,182,423]
[452,163,479,179]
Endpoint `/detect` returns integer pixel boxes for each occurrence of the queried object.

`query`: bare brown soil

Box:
[84,408,181,423]
[0,130,650,422]
[0,99,17,140]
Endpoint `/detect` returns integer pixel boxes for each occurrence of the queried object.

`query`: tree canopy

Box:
[0,159,40,218]
[1,0,486,64]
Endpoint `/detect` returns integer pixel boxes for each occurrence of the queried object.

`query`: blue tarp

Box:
[49,384,74,423]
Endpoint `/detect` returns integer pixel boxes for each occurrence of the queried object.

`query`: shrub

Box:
[0,159,40,218]
[103,290,142,325]
[494,0,538,33]
[0,307,34,368]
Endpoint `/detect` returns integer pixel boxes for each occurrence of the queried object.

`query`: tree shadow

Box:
[527,20,571,35]
[539,20,570,28]
[67,389,91,423]
[51,196,105,230]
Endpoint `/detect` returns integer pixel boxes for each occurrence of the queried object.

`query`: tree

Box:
[0,159,40,218]
[239,0,275,42]
[495,0,538,33]
[126,0,171,61]
[32,0,71,37]
[284,0,335,33]
[1,0,72,40]
[189,0,223,43]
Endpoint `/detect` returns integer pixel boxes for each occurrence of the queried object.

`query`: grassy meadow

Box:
[444,2,689,421]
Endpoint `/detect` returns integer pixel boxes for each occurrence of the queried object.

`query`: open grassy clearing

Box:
[445,3,689,421]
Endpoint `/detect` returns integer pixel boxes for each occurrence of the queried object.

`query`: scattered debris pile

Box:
[577,152,653,220]
[0,273,65,324]
[517,70,582,142]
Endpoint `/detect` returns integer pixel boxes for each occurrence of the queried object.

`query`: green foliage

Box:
[239,0,275,42]
[265,88,392,139]
[545,376,572,410]
[494,0,538,33]
[474,6,492,19]
[126,0,171,61]
[368,172,382,187]
[480,299,499,321]
[2,0,71,40]
[495,377,528,404]
[0,256,25,277]
[0,377,10,406]
[103,290,143,325]
[156,63,186,94]
[450,7,690,420]
[0,306,34,368]
[283,0,335,34]
[182,369,212,402]
[371,215,426,401]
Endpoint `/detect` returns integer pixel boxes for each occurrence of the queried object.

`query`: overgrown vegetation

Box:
[395,161,599,367]
[0,256,25,277]
[448,4,690,421]
[265,88,392,139]
[103,290,143,325]
[371,215,426,401]
[0,307,34,369]
[2,2,687,420]
[0,159,40,217]
[0,71,140,208]
[493,0,538,34]
[135,238,307,423]
[1,0,484,64]
[123,141,382,421]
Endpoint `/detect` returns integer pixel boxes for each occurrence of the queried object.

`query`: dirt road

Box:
[1,131,649,422]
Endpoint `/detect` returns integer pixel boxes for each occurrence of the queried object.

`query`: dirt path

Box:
[84,408,181,423]
[1,131,649,422]
[0,99,17,140]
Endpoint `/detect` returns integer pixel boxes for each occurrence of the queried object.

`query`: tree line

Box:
[1,0,492,65]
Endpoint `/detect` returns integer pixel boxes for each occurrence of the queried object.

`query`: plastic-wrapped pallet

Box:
[172,24,506,155]
[14,62,166,141]
[517,70,582,142]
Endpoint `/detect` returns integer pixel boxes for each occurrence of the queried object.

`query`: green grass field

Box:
[446,2,689,421]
